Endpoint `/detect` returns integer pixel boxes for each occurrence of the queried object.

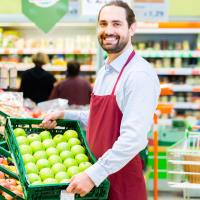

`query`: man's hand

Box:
[66,172,95,197]
[40,111,64,129]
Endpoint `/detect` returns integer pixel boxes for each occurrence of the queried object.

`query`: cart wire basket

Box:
[167,126,200,198]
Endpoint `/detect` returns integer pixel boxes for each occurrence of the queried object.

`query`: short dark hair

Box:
[98,0,136,28]
[66,61,80,77]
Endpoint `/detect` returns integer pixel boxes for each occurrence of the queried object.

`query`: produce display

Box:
[13,128,92,185]
[0,157,23,200]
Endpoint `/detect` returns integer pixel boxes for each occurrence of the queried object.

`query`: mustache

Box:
[100,34,120,39]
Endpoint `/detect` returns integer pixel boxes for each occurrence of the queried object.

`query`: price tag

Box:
[133,0,168,22]
[60,191,74,200]
[81,0,131,16]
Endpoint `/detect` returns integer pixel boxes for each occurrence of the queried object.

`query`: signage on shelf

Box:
[132,0,168,22]
[81,0,131,16]
[22,0,68,33]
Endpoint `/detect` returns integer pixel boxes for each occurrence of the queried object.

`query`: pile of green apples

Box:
[13,128,92,185]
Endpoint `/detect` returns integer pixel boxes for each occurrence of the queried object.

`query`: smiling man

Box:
[41,1,160,199]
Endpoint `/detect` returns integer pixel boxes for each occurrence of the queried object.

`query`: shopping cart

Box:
[167,125,200,199]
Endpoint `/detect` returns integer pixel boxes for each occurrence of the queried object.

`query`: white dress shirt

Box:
[64,46,160,186]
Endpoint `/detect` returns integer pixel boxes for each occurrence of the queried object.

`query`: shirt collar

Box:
[104,46,133,72]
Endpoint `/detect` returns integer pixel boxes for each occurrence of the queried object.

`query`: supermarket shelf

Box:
[159,102,200,110]
[0,48,96,55]
[137,50,200,58]
[15,65,95,72]
[136,28,200,34]
[0,49,199,58]
[169,182,200,189]
[156,68,200,75]
[172,85,200,92]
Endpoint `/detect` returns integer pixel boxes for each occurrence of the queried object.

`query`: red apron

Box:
[87,51,147,200]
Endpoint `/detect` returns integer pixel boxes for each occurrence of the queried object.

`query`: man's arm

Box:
[85,71,160,186]
[41,110,89,129]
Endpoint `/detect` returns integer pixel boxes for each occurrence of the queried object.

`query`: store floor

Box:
[148,191,183,199]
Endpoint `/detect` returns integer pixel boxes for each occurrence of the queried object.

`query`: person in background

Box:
[19,52,56,103]
[41,1,160,199]
[49,61,92,105]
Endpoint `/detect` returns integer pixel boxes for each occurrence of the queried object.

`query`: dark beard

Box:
[98,35,128,54]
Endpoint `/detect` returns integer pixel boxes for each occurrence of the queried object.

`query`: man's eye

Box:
[99,23,107,27]
[113,23,120,27]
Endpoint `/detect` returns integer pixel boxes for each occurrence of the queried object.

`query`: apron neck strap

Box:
[111,50,135,95]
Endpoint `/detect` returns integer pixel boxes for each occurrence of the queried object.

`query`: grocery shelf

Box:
[172,85,200,92]
[158,102,200,110]
[0,48,96,55]
[137,50,200,58]
[156,68,200,75]
[173,102,200,110]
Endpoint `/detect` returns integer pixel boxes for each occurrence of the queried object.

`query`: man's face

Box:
[98,6,133,54]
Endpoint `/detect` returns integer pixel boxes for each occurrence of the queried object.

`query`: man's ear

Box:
[129,23,136,36]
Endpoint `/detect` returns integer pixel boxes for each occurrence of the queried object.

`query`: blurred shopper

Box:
[19,52,56,103]
[49,61,92,105]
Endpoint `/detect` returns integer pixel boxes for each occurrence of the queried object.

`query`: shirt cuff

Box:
[85,162,109,187]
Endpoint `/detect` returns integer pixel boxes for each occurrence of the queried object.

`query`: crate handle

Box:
[0,184,24,200]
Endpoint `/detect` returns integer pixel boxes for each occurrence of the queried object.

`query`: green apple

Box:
[43,178,57,184]
[63,130,78,141]
[32,180,43,185]
[27,134,41,143]
[34,151,48,160]
[30,141,44,153]
[53,134,65,144]
[68,138,81,147]
[14,128,26,137]
[48,155,62,165]
[71,145,85,156]
[39,130,52,141]
[19,144,32,155]
[60,179,70,183]
[63,158,78,169]
[51,163,66,174]
[79,162,92,172]
[75,154,88,164]
[56,142,70,153]
[28,173,41,183]
[46,147,59,157]
[67,166,80,178]
[60,150,74,161]
[55,171,69,182]
[25,163,38,174]
[23,154,36,164]
[16,136,29,145]
[39,168,54,180]
[36,159,51,170]
[43,139,56,149]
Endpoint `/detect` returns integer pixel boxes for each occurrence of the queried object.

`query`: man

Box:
[41,1,160,199]
[49,61,92,105]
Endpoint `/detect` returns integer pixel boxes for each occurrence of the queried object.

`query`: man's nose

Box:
[104,24,114,34]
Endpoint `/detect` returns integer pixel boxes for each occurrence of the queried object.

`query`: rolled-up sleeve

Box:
[64,110,89,128]
[85,71,160,186]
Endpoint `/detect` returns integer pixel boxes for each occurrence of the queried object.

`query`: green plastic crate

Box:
[4,117,110,200]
